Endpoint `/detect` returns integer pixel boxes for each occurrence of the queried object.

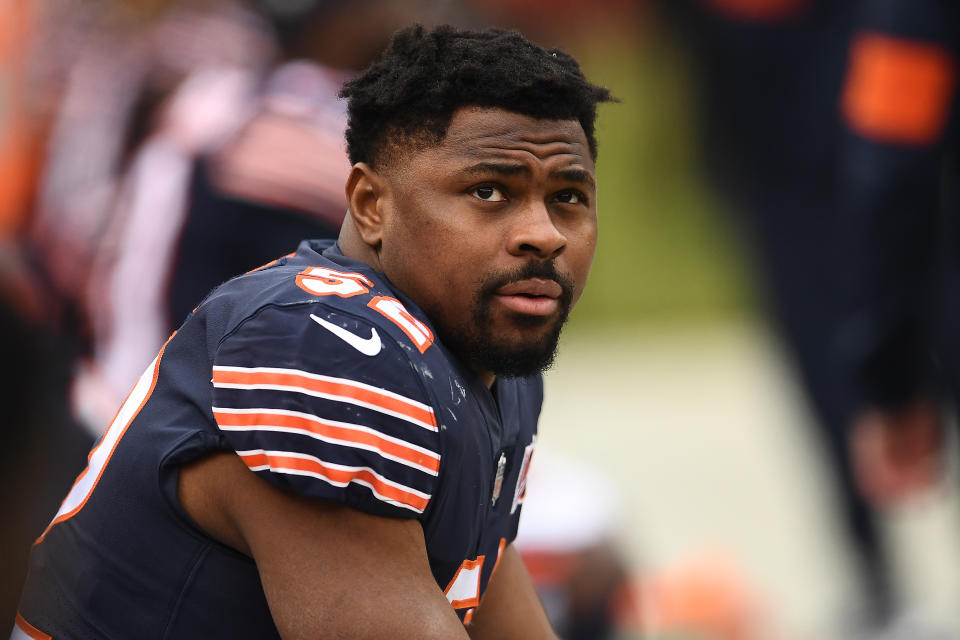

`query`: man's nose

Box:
[507,200,566,260]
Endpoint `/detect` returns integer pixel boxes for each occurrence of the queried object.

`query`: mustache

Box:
[480,261,575,305]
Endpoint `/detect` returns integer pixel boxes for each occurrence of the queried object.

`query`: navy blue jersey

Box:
[16,239,541,639]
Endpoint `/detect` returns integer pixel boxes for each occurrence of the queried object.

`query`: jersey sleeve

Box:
[211,302,441,518]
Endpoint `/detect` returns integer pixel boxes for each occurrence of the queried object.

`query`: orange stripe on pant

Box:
[215,409,440,472]
[14,613,52,640]
[213,368,438,429]
[239,450,430,512]
[843,31,957,146]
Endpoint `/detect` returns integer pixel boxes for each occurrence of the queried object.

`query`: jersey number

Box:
[369,296,434,353]
[37,344,167,543]
[445,556,485,610]
[444,539,507,623]
[294,269,434,353]
[295,267,373,298]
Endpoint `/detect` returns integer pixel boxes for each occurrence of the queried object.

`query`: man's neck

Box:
[337,212,382,271]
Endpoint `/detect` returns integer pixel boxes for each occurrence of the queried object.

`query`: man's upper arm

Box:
[179,452,467,639]
[184,301,464,636]
[211,302,442,518]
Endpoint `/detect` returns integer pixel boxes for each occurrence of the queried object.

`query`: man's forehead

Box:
[439,107,592,163]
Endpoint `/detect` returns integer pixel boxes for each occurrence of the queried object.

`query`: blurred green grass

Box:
[567,30,757,329]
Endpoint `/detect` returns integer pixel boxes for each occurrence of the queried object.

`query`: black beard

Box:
[435,261,575,379]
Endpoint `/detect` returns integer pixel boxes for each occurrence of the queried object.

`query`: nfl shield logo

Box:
[491,452,507,506]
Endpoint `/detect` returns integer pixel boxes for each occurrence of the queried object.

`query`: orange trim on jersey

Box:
[463,608,475,624]
[214,409,440,472]
[244,252,296,275]
[474,539,507,612]
[843,32,957,146]
[444,556,486,609]
[36,334,175,545]
[239,450,429,512]
[15,613,51,640]
[701,0,809,22]
[212,368,438,429]
[491,538,507,576]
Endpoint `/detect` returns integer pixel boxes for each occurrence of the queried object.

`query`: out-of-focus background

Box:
[4,1,960,639]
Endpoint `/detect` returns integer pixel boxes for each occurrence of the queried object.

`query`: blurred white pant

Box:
[10,626,30,640]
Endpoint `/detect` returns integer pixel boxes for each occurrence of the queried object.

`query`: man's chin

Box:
[501,309,558,329]
[490,348,560,379]
[434,295,570,379]
[473,326,565,379]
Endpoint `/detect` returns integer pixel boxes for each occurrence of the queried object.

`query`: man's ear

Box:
[345,163,389,251]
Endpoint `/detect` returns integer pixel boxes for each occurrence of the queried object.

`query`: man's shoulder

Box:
[200,241,450,406]
[203,243,455,518]
[203,241,428,344]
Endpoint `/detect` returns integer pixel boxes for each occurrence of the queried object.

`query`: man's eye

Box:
[473,185,506,202]
[555,190,583,205]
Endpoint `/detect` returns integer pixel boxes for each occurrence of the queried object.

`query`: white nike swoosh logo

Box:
[310,313,382,356]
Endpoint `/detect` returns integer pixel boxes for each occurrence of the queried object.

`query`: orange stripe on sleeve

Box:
[843,32,957,146]
[213,367,438,429]
[214,409,440,473]
[239,450,430,512]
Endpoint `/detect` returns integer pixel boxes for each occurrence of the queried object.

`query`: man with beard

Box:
[14,25,612,639]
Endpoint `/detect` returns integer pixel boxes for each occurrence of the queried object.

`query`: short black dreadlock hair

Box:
[339,24,614,168]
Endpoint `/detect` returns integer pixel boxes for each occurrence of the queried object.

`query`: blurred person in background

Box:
[4,0,276,625]
[27,0,273,334]
[70,0,444,434]
[833,0,957,572]
[665,0,928,631]
[0,0,102,627]
[29,0,275,428]
[0,0,42,240]
[830,3,960,638]
[674,0,960,635]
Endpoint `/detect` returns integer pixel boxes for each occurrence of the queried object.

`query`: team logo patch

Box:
[491,451,507,506]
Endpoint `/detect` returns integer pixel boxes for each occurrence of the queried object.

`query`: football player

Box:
[14,24,612,639]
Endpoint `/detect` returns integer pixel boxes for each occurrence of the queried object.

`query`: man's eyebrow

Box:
[458,163,596,188]
[458,162,532,177]
[549,168,596,189]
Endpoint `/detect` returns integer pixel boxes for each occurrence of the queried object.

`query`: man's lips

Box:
[493,278,563,316]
